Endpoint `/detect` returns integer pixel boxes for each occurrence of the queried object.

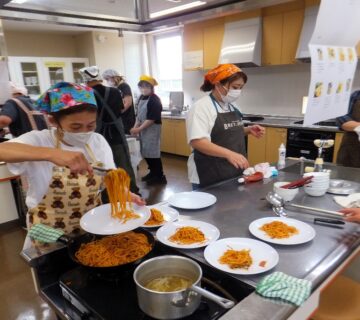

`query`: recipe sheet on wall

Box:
[304,0,360,126]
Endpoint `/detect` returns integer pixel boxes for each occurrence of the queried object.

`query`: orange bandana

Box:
[204,64,242,84]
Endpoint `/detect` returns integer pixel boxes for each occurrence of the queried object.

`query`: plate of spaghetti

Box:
[80,168,150,235]
[249,217,316,245]
[142,205,179,228]
[156,220,220,249]
[204,238,279,275]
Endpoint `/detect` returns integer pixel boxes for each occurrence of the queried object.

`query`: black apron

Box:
[194,94,246,187]
[337,99,360,168]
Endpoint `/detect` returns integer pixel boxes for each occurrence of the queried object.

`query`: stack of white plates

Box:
[303,172,330,197]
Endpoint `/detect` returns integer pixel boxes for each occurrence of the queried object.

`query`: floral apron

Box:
[28,141,103,235]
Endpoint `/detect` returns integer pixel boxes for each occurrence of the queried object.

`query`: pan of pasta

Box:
[63,228,155,274]
[81,168,151,235]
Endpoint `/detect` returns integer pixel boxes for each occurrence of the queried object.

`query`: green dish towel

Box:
[28,224,65,243]
[256,272,312,306]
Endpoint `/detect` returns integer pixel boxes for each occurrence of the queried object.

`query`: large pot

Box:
[133,255,234,320]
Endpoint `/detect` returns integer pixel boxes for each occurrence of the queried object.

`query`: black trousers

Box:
[145,158,164,177]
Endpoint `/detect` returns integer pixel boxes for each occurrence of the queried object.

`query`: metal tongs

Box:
[92,165,111,176]
[266,191,344,219]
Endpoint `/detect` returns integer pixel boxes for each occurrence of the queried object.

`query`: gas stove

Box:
[30,241,254,320]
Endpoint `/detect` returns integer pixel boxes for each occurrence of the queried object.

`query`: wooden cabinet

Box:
[161,119,175,154]
[265,127,287,163]
[247,127,287,166]
[262,9,304,65]
[281,9,304,64]
[262,14,283,65]
[183,25,203,52]
[161,118,191,157]
[203,24,224,70]
[333,132,344,163]
[248,134,266,165]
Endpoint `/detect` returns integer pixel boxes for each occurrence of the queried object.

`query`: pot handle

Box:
[190,285,235,309]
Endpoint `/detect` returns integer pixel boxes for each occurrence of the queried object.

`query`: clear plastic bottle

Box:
[277,143,286,169]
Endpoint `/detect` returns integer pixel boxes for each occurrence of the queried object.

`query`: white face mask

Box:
[107,80,116,87]
[220,87,242,103]
[62,131,94,146]
[140,87,152,96]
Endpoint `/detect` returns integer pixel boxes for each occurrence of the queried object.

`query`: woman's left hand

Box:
[131,192,146,206]
[130,127,141,135]
[249,125,265,138]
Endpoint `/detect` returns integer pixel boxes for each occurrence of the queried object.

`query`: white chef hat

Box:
[10,82,28,96]
[102,69,121,79]
[79,66,102,82]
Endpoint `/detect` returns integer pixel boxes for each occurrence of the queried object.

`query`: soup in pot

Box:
[145,275,193,292]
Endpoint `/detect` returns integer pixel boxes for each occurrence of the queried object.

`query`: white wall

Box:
[122,33,148,99]
[92,31,125,76]
[183,63,360,117]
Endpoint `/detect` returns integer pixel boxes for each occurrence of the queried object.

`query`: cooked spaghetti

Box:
[219,248,253,269]
[75,231,152,267]
[104,168,139,223]
[260,221,299,239]
[168,226,206,245]
[145,208,166,226]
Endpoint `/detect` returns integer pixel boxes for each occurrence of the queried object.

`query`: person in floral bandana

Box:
[0,82,144,249]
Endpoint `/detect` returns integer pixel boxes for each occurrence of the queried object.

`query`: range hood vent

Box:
[296,6,319,62]
[218,17,262,67]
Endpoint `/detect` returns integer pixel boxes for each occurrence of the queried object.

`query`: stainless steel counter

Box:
[171,160,359,319]
[161,111,341,132]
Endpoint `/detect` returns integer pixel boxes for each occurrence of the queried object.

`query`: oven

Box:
[286,128,336,162]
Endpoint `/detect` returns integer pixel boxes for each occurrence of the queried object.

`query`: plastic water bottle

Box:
[277,143,286,169]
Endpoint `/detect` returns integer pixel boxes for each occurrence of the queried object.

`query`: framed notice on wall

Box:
[183,50,203,70]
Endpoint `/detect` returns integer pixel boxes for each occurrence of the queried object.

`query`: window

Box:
[155,34,182,108]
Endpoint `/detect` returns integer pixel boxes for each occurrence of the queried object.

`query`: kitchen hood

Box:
[218,17,262,67]
[296,6,319,62]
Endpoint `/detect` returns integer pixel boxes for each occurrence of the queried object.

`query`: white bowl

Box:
[274,182,299,202]
[304,187,327,197]
[306,182,330,188]
[304,172,330,178]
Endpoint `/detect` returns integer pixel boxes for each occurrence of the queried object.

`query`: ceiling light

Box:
[10,0,27,4]
[150,1,206,18]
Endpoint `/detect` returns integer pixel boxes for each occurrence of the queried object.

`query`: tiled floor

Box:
[0,154,190,320]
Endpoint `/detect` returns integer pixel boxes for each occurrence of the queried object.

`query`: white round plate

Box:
[142,205,179,228]
[156,220,220,249]
[204,238,279,275]
[167,192,217,210]
[249,217,316,245]
[80,203,150,235]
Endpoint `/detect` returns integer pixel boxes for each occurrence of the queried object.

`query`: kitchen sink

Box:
[293,119,338,127]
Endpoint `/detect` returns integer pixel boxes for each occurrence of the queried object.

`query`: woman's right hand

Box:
[225,150,249,170]
[49,149,93,174]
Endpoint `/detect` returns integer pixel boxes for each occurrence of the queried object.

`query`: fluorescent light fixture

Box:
[150,1,206,18]
[10,0,27,3]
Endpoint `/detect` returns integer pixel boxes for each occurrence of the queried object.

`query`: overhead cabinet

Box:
[8,56,89,99]
[262,9,304,65]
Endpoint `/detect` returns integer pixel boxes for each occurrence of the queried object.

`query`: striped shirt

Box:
[336,90,360,128]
